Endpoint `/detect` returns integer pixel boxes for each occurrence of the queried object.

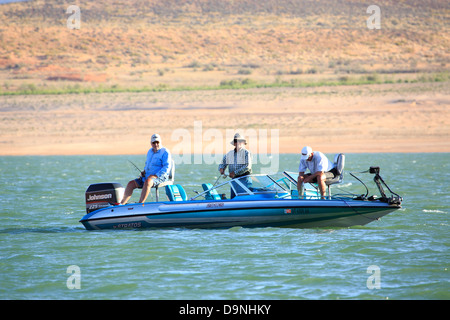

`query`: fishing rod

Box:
[213,174,228,187]
[128,160,144,177]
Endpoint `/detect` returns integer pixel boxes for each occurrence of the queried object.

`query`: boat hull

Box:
[79,199,400,230]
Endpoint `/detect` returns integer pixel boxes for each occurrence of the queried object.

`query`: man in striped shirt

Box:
[218,133,252,198]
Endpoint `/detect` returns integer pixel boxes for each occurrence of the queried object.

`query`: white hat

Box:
[301,146,313,160]
[151,133,161,143]
[230,133,247,145]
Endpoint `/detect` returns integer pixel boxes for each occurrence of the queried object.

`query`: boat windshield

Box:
[239,175,287,194]
[190,174,288,200]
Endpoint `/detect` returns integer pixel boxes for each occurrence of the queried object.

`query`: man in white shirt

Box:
[297,146,335,199]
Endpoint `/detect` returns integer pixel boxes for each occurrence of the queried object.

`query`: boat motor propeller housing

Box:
[85,183,124,213]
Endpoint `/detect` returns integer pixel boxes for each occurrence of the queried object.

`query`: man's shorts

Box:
[303,170,335,183]
[134,175,167,189]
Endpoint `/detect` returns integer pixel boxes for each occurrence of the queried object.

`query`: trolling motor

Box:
[369,167,402,205]
[350,166,402,206]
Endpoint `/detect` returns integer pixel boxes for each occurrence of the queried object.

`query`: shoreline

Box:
[1,83,449,156]
[0,151,448,157]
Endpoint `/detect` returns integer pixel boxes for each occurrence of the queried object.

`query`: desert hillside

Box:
[0,0,448,92]
[0,0,449,155]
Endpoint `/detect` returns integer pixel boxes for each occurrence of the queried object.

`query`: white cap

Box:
[151,133,161,143]
[301,146,312,160]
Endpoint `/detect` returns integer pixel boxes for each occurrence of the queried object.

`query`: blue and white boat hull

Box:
[80,198,399,230]
[80,171,402,230]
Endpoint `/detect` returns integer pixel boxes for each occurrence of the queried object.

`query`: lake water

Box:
[0,153,448,300]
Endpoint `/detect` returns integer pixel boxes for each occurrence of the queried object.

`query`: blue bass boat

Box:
[79,164,402,230]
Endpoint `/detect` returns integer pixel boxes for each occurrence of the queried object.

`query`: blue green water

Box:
[0,154,448,299]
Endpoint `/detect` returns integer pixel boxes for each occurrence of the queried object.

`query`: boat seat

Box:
[325,153,345,197]
[165,184,187,201]
[202,183,221,200]
[153,159,175,201]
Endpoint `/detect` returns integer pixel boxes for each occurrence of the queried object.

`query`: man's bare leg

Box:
[139,178,154,203]
[297,175,305,198]
[121,180,138,205]
[317,172,327,199]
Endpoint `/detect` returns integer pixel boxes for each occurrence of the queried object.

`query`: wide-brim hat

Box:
[230,133,247,145]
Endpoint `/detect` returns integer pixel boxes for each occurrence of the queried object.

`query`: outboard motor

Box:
[85,183,124,213]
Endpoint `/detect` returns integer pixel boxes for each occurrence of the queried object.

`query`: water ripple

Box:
[0,154,449,299]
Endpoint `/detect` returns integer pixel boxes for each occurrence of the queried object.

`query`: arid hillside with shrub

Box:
[0,0,448,92]
[0,0,448,155]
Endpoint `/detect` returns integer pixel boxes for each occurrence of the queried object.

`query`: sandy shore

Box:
[0,82,449,156]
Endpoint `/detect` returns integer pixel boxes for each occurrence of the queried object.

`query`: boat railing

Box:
[189,174,289,201]
[186,172,349,202]
[281,168,402,204]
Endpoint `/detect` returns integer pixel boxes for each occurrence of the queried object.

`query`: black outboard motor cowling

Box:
[85,183,124,213]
